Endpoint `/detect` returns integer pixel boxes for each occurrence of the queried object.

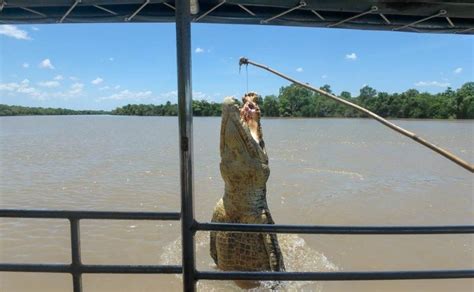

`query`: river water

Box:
[0,116,472,292]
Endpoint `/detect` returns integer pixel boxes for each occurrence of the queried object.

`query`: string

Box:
[246,64,249,93]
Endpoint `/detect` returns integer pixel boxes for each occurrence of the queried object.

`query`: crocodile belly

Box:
[215,231,271,271]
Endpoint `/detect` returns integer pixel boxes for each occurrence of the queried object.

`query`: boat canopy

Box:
[1,0,473,34]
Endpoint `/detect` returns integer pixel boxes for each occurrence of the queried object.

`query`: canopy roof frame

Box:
[1,0,473,34]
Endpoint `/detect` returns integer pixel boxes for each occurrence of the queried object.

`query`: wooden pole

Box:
[239,57,473,173]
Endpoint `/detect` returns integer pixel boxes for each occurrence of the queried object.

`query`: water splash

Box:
[161,232,338,291]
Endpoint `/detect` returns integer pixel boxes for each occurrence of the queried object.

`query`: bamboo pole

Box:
[239,57,473,173]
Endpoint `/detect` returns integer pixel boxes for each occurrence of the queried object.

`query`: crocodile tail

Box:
[261,209,286,272]
[263,232,286,271]
[210,231,218,265]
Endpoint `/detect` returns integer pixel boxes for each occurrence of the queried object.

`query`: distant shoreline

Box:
[2,82,473,119]
[0,104,110,116]
[1,112,472,121]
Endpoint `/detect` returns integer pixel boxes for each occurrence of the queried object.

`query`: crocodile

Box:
[210,93,285,273]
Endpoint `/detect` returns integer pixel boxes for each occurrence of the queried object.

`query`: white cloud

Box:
[98,89,153,101]
[193,91,208,99]
[296,67,303,72]
[54,75,64,80]
[38,80,60,88]
[39,58,54,69]
[69,83,84,95]
[0,79,38,97]
[0,25,31,40]
[453,67,463,74]
[0,79,85,101]
[0,82,20,91]
[321,74,328,79]
[414,81,451,87]
[69,76,79,81]
[109,57,114,61]
[91,77,104,85]
[158,90,209,101]
[32,26,40,31]
[114,85,121,90]
[195,47,204,53]
[22,63,30,68]
[160,90,178,99]
[17,87,37,94]
[99,86,110,91]
[345,53,357,60]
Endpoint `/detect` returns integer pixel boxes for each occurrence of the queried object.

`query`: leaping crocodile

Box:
[210,93,285,272]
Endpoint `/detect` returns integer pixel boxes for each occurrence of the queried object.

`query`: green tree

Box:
[278,84,313,117]
[262,95,280,117]
[454,82,474,119]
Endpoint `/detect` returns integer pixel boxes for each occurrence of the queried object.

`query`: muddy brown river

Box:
[0,116,472,291]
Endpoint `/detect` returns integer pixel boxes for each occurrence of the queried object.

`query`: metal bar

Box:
[125,0,150,22]
[196,222,474,234]
[19,7,47,17]
[162,1,175,11]
[310,9,325,21]
[93,4,117,15]
[0,263,70,273]
[70,219,82,292]
[81,264,182,274]
[175,0,196,291]
[0,263,182,274]
[194,0,226,22]
[0,0,5,12]
[0,209,181,220]
[379,13,390,24]
[393,10,447,31]
[446,16,455,27]
[261,0,306,24]
[197,270,474,281]
[328,6,378,27]
[58,0,81,23]
[406,26,422,33]
[456,27,473,34]
[237,4,255,16]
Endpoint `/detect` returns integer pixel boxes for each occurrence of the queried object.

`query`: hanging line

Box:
[239,58,249,94]
[246,64,249,93]
[239,57,473,173]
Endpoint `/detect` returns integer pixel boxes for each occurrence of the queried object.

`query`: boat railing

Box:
[0,209,473,292]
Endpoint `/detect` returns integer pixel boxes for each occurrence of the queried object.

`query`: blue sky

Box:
[0,23,472,110]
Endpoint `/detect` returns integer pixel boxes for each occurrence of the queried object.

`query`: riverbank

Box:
[4,82,472,119]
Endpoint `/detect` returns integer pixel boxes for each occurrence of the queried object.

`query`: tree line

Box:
[110,100,222,116]
[2,82,472,118]
[0,104,109,116]
[112,82,473,119]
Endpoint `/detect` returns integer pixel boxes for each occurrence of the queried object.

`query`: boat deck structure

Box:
[0,1,473,291]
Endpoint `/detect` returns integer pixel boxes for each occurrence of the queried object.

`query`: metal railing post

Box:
[176,0,197,291]
[70,218,82,292]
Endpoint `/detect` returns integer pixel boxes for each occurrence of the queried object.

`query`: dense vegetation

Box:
[2,82,472,118]
[0,104,109,116]
[111,100,222,116]
[112,82,474,119]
